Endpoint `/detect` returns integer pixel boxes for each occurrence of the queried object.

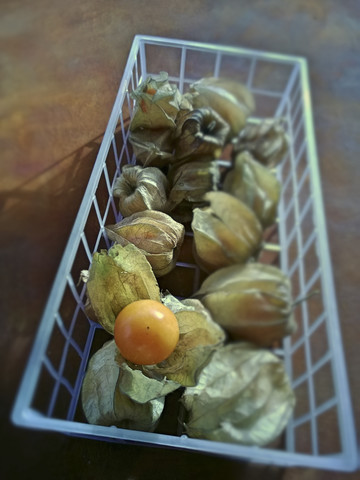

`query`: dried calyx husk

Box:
[181,342,295,446]
[81,340,179,431]
[174,107,230,162]
[83,243,160,334]
[113,164,168,217]
[141,293,226,387]
[106,210,185,277]
[191,191,263,273]
[128,86,193,168]
[232,117,289,168]
[188,77,255,139]
[130,71,183,131]
[128,128,174,168]
[223,151,281,228]
[193,262,296,346]
[166,159,221,215]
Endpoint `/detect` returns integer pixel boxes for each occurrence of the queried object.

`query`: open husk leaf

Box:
[193,262,296,346]
[84,243,160,334]
[142,293,226,386]
[223,151,281,228]
[233,117,289,168]
[117,361,181,404]
[191,191,263,273]
[113,164,168,217]
[182,342,295,446]
[81,340,166,431]
[188,77,255,138]
[106,210,185,277]
[130,71,183,131]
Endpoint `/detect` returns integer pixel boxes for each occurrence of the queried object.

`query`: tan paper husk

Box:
[142,293,226,387]
[113,164,168,217]
[166,159,220,212]
[191,191,263,272]
[130,71,183,131]
[182,342,295,446]
[84,243,160,334]
[223,151,281,228]
[233,117,289,167]
[193,262,296,346]
[128,128,175,168]
[81,340,167,431]
[174,107,230,161]
[106,210,185,277]
[188,77,255,138]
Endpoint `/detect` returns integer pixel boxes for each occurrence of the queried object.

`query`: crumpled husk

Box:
[130,71,183,131]
[191,191,263,273]
[128,128,175,168]
[188,77,255,139]
[193,262,296,346]
[232,117,289,168]
[166,159,221,214]
[117,359,181,404]
[81,340,175,431]
[113,164,168,217]
[83,243,160,334]
[174,107,230,162]
[141,293,226,387]
[223,151,281,228]
[182,342,295,446]
[106,210,185,277]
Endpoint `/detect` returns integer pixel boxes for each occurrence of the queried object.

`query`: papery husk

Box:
[191,191,263,273]
[116,353,181,404]
[174,107,230,161]
[188,77,255,138]
[106,210,185,277]
[173,91,194,130]
[193,262,296,346]
[130,71,183,131]
[128,128,175,168]
[113,164,168,217]
[233,117,289,168]
[142,293,226,387]
[84,243,160,334]
[166,159,221,213]
[182,342,295,446]
[81,340,166,431]
[223,151,281,228]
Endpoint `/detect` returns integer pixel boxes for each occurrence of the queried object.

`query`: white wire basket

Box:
[12,35,359,472]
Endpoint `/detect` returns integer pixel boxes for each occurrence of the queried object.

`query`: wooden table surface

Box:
[1,1,359,479]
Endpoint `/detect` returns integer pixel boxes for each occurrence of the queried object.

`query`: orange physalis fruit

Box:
[114,299,179,365]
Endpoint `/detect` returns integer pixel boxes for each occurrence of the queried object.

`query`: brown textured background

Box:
[1,1,359,479]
